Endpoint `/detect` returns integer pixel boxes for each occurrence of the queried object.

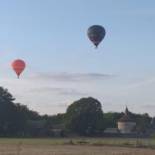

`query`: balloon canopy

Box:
[11,59,26,78]
[87,25,106,48]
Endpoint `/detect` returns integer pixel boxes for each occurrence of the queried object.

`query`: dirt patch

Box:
[0,144,155,155]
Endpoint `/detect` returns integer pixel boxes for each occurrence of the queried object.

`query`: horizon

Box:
[0,0,155,116]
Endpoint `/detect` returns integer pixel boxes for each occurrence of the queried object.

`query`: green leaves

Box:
[65,97,104,136]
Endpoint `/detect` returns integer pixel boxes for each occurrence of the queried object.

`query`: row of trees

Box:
[0,87,152,137]
[0,87,40,136]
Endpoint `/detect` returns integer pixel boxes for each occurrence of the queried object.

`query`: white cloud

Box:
[30,87,88,96]
[0,72,114,115]
[1,72,155,116]
[28,72,114,82]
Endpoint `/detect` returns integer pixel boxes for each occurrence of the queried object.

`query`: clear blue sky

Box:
[0,0,155,115]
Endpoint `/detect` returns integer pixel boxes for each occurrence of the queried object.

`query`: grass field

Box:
[0,138,155,155]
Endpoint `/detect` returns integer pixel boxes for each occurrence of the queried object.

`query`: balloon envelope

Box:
[11,59,26,78]
[87,25,106,48]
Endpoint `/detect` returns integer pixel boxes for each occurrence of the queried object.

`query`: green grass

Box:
[0,137,155,148]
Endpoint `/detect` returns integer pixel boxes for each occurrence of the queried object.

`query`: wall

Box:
[118,122,136,134]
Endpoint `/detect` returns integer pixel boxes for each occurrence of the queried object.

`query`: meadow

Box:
[0,138,155,155]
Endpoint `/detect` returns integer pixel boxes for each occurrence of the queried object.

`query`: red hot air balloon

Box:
[11,59,26,78]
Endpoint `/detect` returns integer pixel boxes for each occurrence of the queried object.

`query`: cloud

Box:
[29,72,114,82]
[141,104,155,110]
[0,72,111,115]
[3,72,155,116]
[30,87,88,96]
[125,77,155,89]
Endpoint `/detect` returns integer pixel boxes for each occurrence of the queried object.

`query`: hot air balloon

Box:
[87,25,106,48]
[11,59,26,78]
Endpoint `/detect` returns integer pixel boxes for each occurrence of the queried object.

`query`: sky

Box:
[0,0,155,116]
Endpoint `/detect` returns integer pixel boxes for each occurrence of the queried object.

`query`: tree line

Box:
[0,87,152,137]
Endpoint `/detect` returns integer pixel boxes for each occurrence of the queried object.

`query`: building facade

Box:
[118,107,136,134]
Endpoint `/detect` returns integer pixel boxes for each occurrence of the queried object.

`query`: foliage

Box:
[65,97,104,136]
[133,113,151,133]
[0,86,153,137]
[104,112,123,128]
[0,87,40,136]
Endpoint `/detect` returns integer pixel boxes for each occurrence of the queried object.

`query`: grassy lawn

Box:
[0,138,155,155]
[0,137,155,148]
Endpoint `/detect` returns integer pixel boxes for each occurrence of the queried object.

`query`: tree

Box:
[104,112,123,128]
[65,97,104,136]
[0,87,18,136]
[134,113,151,134]
[0,87,40,136]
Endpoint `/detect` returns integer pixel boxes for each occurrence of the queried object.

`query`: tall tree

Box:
[65,97,104,136]
[0,87,40,136]
[0,87,17,136]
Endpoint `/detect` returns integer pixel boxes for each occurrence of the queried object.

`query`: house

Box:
[117,107,136,134]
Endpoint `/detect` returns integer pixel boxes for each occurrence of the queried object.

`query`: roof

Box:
[118,107,135,123]
[118,114,134,122]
